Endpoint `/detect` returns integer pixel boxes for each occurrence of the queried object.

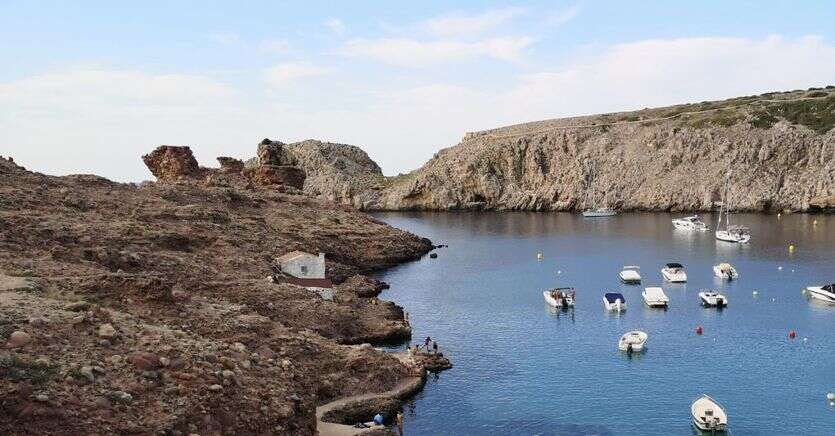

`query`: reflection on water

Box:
[374,211,835,435]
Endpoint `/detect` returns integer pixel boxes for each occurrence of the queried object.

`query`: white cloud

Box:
[207,31,241,45]
[324,18,346,36]
[341,36,534,67]
[422,7,526,38]
[263,62,329,87]
[502,35,835,121]
[547,4,580,26]
[258,39,292,54]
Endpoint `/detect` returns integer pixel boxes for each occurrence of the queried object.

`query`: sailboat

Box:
[581,165,617,217]
[715,170,750,243]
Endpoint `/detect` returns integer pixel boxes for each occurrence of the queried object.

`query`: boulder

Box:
[142,146,200,181]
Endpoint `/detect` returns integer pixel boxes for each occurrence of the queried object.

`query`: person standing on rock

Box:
[432,341,438,354]
[396,412,404,435]
[424,336,432,351]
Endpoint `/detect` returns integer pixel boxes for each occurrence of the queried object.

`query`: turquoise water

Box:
[373,212,835,435]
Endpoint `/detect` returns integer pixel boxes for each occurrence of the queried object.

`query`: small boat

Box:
[543,287,576,308]
[603,292,626,311]
[661,263,687,283]
[715,225,751,243]
[699,290,728,308]
[672,215,709,231]
[715,170,751,243]
[618,266,641,284]
[806,283,835,304]
[618,330,647,352]
[713,263,738,280]
[691,394,728,432]
[642,287,669,308]
[582,207,617,217]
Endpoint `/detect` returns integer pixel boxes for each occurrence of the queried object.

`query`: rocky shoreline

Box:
[0,143,446,435]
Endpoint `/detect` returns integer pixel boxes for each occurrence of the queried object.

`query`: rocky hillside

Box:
[0,144,434,435]
[293,87,835,212]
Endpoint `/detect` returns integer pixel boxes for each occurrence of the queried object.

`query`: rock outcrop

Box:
[143,139,307,190]
[141,145,201,182]
[291,88,835,213]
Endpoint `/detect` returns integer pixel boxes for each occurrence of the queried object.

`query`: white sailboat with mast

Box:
[715,170,750,243]
[582,164,617,217]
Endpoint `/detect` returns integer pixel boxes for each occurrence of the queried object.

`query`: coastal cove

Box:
[375,212,835,435]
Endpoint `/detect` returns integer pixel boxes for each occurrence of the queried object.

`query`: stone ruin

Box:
[141,138,306,189]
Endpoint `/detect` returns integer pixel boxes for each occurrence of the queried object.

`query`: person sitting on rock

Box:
[432,341,438,354]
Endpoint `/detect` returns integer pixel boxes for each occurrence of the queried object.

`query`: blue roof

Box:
[604,293,625,303]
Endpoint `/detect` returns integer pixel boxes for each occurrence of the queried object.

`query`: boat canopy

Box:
[604,293,625,303]
[718,263,732,270]
[823,284,834,291]
[665,262,683,268]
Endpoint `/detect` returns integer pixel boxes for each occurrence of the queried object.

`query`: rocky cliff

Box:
[0,143,434,435]
[292,88,835,213]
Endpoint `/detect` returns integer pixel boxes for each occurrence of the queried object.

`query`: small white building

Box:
[275,251,333,299]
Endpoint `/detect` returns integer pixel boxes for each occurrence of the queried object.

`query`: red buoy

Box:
[788,330,796,339]
[695,326,703,335]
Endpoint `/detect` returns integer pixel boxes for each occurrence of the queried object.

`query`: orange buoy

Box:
[695,326,703,335]
[788,330,796,339]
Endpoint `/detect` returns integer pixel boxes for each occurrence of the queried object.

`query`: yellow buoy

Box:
[813,219,818,225]
[789,244,795,253]
[777,213,782,218]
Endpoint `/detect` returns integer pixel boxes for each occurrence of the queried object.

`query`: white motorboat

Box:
[642,287,669,308]
[618,266,642,284]
[699,290,728,308]
[672,215,709,231]
[582,207,617,217]
[713,263,738,280]
[715,170,750,243]
[543,287,576,308]
[618,330,647,352]
[691,394,728,432]
[806,283,835,304]
[603,292,626,311]
[661,263,687,283]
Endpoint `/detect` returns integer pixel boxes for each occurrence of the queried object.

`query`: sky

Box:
[1,1,835,181]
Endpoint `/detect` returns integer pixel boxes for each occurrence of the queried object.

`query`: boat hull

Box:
[583,210,617,217]
[807,287,835,304]
[618,272,641,284]
[715,230,750,243]
[699,293,728,308]
[662,270,687,283]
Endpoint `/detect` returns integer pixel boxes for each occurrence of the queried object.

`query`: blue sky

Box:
[2,1,834,181]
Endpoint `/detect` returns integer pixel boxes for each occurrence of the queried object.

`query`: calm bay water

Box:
[373,212,835,435]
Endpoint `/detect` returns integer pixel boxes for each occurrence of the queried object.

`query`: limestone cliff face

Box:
[294,89,835,213]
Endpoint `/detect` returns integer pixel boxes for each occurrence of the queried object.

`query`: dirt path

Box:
[316,376,424,436]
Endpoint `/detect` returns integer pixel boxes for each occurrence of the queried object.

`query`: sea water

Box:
[374,212,835,435]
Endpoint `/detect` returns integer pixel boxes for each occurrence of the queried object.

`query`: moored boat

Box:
[691,394,728,432]
[618,330,647,352]
[603,292,626,311]
[713,263,738,280]
[672,215,709,231]
[543,287,576,308]
[699,290,728,308]
[715,170,751,243]
[582,207,617,217]
[661,263,687,283]
[642,287,669,308]
[806,283,835,304]
[618,265,641,284]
